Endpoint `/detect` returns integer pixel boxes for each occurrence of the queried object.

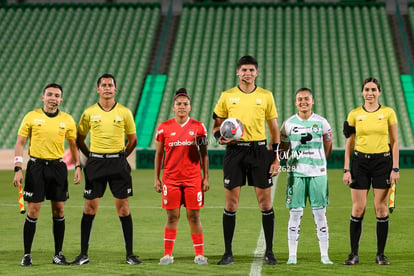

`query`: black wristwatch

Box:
[343,169,350,173]
[392,168,399,172]
[14,166,22,172]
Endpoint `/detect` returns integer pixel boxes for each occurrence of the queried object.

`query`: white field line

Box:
[249,175,278,276]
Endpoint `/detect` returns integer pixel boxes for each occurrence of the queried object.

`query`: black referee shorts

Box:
[83,152,132,199]
[24,157,69,202]
[222,140,274,190]
[350,151,392,190]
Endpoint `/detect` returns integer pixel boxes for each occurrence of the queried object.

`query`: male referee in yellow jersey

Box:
[71,74,141,265]
[13,83,82,266]
[213,56,281,265]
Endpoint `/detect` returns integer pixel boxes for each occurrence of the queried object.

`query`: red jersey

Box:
[156,117,207,182]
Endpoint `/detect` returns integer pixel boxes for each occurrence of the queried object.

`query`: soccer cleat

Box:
[126,255,142,265]
[71,254,89,265]
[194,255,208,265]
[52,252,68,265]
[286,257,297,265]
[321,256,334,265]
[343,253,359,265]
[21,254,32,267]
[265,251,277,265]
[159,254,174,265]
[376,254,390,265]
[217,253,233,265]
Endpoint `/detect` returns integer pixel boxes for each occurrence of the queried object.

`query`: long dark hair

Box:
[361,77,381,92]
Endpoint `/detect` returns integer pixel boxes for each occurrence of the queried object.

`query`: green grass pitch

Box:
[1,169,413,275]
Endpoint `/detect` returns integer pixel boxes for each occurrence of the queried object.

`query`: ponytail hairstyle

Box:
[173,88,191,102]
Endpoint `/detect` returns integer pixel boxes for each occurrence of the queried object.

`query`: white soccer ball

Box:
[220,118,244,140]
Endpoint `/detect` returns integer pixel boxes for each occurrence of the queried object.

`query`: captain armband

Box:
[343,121,356,138]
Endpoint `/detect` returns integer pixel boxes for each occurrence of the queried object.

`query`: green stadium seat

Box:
[0,3,161,148]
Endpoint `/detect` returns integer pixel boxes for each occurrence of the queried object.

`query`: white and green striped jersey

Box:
[281,113,332,177]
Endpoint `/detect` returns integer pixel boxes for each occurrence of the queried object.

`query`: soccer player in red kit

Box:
[154,88,209,265]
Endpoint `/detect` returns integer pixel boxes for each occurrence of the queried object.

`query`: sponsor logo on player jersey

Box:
[168,140,195,147]
[292,126,307,133]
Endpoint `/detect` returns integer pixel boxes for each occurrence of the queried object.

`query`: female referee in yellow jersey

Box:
[342,77,399,265]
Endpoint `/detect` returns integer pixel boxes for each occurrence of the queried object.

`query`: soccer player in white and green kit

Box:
[280,88,333,265]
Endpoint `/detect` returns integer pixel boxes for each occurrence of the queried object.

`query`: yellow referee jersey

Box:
[347,105,398,154]
[78,103,136,154]
[214,86,278,141]
[18,109,77,159]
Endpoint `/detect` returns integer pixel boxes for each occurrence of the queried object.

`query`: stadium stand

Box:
[0,1,413,152]
[0,3,160,148]
[150,2,413,148]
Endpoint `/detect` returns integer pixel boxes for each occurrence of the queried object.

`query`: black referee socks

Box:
[262,208,275,253]
[119,214,134,257]
[23,216,37,254]
[80,213,95,256]
[222,209,236,255]
[53,216,65,255]
[376,216,389,255]
[349,215,363,255]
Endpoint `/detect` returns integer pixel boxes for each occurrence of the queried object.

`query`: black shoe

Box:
[52,252,68,265]
[71,254,89,265]
[376,254,390,265]
[217,253,234,265]
[343,253,359,265]
[21,254,32,267]
[265,251,277,265]
[126,255,142,265]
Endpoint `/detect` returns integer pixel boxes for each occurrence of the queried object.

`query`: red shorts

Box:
[162,177,204,210]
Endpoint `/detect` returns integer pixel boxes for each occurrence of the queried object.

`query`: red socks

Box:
[191,233,204,256]
[164,228,177,256]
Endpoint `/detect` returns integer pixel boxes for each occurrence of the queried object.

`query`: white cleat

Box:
[286,257,297,265]
[159,254,174,265]
[194,255,208,265]
[321,256,334,265]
